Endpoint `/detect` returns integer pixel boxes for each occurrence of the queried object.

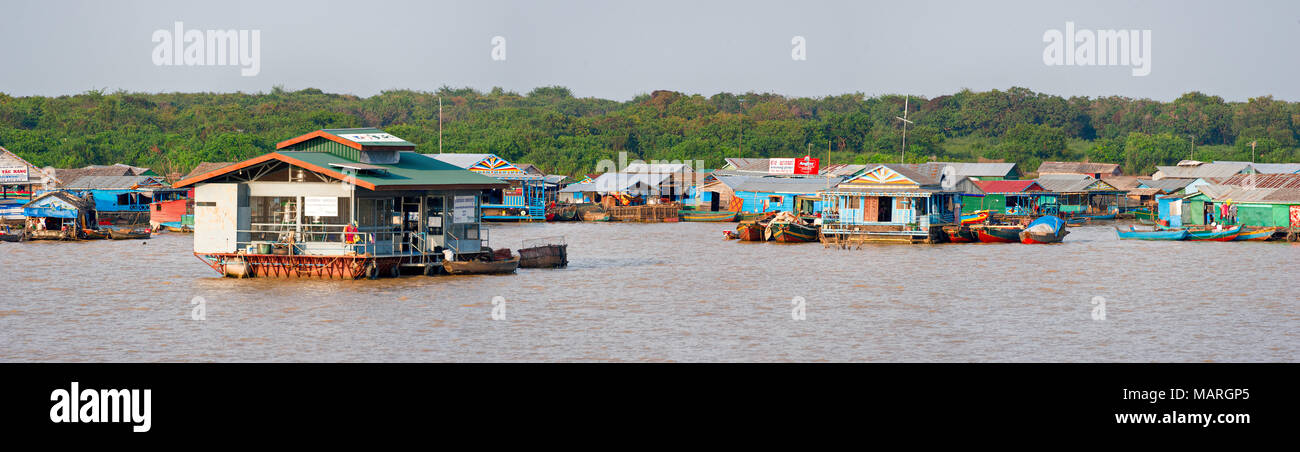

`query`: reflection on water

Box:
[0,222,1296,362]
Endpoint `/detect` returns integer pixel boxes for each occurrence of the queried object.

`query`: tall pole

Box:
[895,95,913,164]
[1250,140,1257,163]
[438,96,443,154]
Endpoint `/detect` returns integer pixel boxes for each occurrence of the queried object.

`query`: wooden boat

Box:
[1064,216,1091,226]
[679,210,739,222]
[442,256,520,275]
[1233,226,1280,241]
[1019,215,1069,244]
[735,221,767,241]
[518,243,568,268]
[108,228,152,240]
[737,211,774,222]
[941,225,977,243]
[27,229,77,241]
[81,228,109,240]
[545,205,580,222]
[766,220,819,243]
[972,225,1023,243]
[1078,213,1117,220]
[1114,226,1189,241]
[960,211,990,225]
[0,230,23,242]
[160,221,192,232]
[1184,225,1243,242]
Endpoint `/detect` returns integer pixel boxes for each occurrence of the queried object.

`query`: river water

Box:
[1,222,1296,362]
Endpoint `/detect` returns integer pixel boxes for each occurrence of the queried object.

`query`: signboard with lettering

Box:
[0,166,29,183]
[768,158,795,175]
[303,197,338,217]
[795,156,820,175]
[453,195,476,224]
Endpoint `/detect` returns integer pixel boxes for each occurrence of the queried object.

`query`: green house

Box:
[1187,185,1300,227]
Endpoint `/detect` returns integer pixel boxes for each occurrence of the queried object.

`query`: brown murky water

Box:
[1,222,1296,362]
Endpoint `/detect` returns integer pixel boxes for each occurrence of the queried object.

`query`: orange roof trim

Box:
[172,152,374,190]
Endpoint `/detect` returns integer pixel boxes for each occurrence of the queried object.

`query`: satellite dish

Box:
[940,166,957,190]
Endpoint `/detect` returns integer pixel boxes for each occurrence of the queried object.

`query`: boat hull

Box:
[518,244,568,268]
[766,222,819,243]
[679,210,739,222]
[442,256,520,275]
[108,229,151,240]
[1185,226,1243,241]
[735,222,766,241]
[1233,226,1279,241]
[1019,229,1069,244]
[960,211,989,225]
[1115,226,1188,241]
[942,226,977,243]
[973,226,1023,243]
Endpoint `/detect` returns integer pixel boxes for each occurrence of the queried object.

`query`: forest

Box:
[2,86,1298,178]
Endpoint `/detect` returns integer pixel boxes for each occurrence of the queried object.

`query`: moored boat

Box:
[735,219,769,241]
[960,210,990,225]
[1233,226,1279,241]
[81,228,109,240]
[679,210,739,222]
[0,230,23,242]
[972,225,1023,243]
[1064,216,1091,226]
[1114,226,1188,241]
[1019,215,1069,244]
[737,211,773,222]
[108,228,152,240]
[942,225,977,243]
[1185,225,1243,242]
[766,219,820,243]
[519,237,568,268]
[1078,213,1116,220]
[442,256,520,275]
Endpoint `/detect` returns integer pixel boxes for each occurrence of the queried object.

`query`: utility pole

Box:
[1189,135,1194,161]
[895,95,913,164]
[1250,140,1257,163]
[438,96,443,154]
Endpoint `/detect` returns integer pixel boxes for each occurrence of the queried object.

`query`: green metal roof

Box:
[285,151,506,190]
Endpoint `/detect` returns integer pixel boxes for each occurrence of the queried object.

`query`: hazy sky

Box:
[4,0,1300,101]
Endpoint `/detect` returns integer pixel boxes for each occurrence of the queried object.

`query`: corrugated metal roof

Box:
[1035,175,1117,192]
[1263,188,1300,203]
[1037,161,1121,175]
[1215,161,1300,174]
[559,182,595,193]
[62,175,166,189]
[1193,185,1280,203]
[932,162,1018,178]
[972,180,1042,193]
[591,171,675,192]
[428,153,494,168]
[716,175,841,194]
[1216,173,1300,189]
[1102,176,1140,190]
[1139,178,1195,192]
[1154,162,1251,179]
[182,162,233,181]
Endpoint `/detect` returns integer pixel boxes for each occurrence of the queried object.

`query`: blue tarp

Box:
[23,206,79,219]
[1026,215,1065,232]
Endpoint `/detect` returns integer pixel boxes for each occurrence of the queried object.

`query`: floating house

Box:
[0,146,56,223]
[818,164,963,244]
[1181,185,1300,229]
[22,191,97,239]
[1034,175,1126,215]
[173,128,506,279]
[961,180,1051,215]
[1152,161,1252,180]
[706,175,839,214]
[428,153,545,221]
[588,163,695,205]
[59,175,188,226]
[933,162,1021,181]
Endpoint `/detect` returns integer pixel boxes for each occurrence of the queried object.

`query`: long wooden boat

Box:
[518,243,568,268]
[766,221,819,243]
[960,211,990,225]
[1114,226,1188,241]
[680,210,739,222]
[1077,213,1117,220]
[108,228,152,240]
[81,228,109,240]
[442,256,520,275]
[1233,226,1280,241]
[1019,215,1069,244]
[737,211,774,222]
[1185,225,1243,242]
[27,229,77,241]
[972,225,1023,243]
[0,231,23,242]
[160,221,192,232]
[735,221,767,241]
[941,225,977,243]
[1064,216,1091,226]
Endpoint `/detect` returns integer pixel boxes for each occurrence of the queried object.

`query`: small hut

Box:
[22,191,97,240]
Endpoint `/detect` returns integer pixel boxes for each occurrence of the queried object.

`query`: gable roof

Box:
[1215,161,1300,174]
[1037,161,1121,175]
[1138,178,1196,192]
[276,128,417,151]
[182,162,233,181]
[47,166,135,186]
[1154,162,1251,179]
[1102,176,1141,190]
[62,175,169,190]
[1216,173,1300,189]
[931,162,1018,178]
[174,151,505,190]
[972,180,1044,193]
[1035,175,1118,192]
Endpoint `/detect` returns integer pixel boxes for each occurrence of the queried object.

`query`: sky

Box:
[3,0,1299,101]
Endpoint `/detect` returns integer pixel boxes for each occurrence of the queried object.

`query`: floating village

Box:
[2,128,1299,279]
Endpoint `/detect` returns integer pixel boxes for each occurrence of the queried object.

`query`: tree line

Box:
[1,86,1297,178]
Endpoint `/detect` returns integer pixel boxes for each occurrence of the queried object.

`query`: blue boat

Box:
[1114,226,1188,241]
[1020,215,1069,244]
[1078,213,1116,220]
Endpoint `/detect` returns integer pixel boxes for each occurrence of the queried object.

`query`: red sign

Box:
[794,156,820,175]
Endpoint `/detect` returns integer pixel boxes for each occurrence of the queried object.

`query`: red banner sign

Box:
[794,156,820,175]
